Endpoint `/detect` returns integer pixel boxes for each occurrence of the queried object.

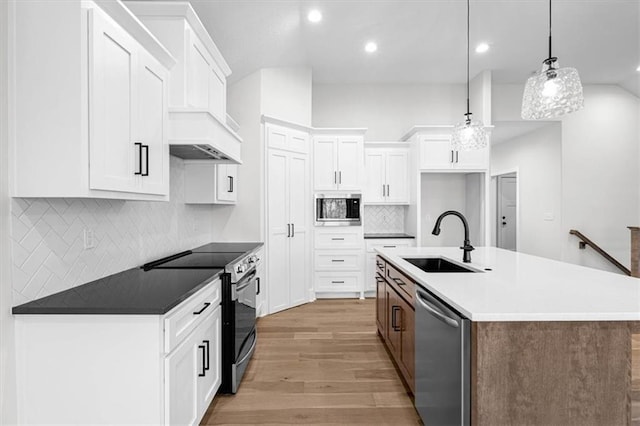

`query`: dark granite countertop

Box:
[12,242,263,315]
[364,233,415,239]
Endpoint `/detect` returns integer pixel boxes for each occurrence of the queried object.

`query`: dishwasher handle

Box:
[416,289,459,328]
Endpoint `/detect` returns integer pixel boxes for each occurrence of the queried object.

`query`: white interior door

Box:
[497,175,517,251]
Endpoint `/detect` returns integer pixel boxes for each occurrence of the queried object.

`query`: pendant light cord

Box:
[548,0,553,60]
[465,0,470,119]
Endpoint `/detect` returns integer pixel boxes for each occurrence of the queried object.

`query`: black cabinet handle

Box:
[376,261,384,268]
[331,280,345,284]
[455,151,459,163]
[386,184,390,196]
[141,144,149,176]
[391,305,400,331]
[450,150,454,163]
[134,142,142,175]
[291,223,295,237]
[198,345,206,377]
[382,184,385,197]
[228,176,233,192]
[383,245,396,248]
[331,238,344,241]
[339,171,342,184]
[334,171,337,184]
[203,340,210,371]
[193,302,211,315]
[256,277,260,295]
[332,259,345,262]
[392,277,405,286]
[287,223,291,238]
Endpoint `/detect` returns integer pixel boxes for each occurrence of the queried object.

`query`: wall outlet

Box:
[83,228,96,249]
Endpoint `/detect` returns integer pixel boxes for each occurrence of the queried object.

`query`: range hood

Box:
[168,108,242,164]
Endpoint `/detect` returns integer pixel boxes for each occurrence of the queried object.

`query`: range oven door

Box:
[231,268,258,393]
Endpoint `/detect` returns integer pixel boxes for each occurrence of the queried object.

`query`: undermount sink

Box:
[403,257,478,273]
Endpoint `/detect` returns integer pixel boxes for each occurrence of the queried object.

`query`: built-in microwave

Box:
[315,194,362,226]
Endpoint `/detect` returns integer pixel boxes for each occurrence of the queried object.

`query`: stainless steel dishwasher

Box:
[415,287,470,426]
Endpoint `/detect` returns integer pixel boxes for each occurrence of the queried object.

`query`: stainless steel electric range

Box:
[143,242,262,394]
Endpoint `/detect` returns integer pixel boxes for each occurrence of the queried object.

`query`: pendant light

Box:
[521,0,584,120]
[451,0,487,151]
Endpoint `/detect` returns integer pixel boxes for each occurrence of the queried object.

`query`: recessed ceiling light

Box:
[307,10,322,23]
[365,41,378,53]
[636,65,640,72]
[475,42,490,53]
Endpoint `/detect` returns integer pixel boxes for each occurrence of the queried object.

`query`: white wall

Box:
[491,124,563,260]
[312,83,465,140]
[217,70,264,242]
[493,83,640,272]
[561,85,640,273]
[1,0,17,422]
[261,68,313,126]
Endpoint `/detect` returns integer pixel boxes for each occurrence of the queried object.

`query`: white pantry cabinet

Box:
[15,278,222,425]
[313,129,366,191]
[364,143,410,204]
[12,1,175,200]
[184,161,238,204]
[264,118,312,314]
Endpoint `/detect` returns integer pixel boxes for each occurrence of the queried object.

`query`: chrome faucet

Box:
[431,210,474,263]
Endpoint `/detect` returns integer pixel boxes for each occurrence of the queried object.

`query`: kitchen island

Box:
[375,247,640,426]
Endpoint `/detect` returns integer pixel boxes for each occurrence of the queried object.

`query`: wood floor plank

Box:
[201,299,422,425]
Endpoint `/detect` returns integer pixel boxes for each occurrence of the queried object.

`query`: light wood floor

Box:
[201,299,422,425]
[632,333,640,425]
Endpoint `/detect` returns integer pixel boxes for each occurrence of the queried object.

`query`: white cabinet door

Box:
[137,51,168,195]
[288,154,309,307]
[187,33,211,109]
[337,137,361,191]
[385,150,409,203]
[267,150,290,314]
[165,328,199,426]
[288,129,309,154]
[216,164,237,203]
[314,136,338,191]
[419,137,453,170]
[89,9,138,193]
[196,307,221,418]
[456,147,489,170]
[364,151,386,203]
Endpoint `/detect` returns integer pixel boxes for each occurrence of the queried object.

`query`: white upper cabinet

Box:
[126,2,242,164]
[12,1,174,200]
[418,135,489,171]
[265,118,310,154]
[312,130,366,191]
[183,161,237,204]
[364,144,409,204]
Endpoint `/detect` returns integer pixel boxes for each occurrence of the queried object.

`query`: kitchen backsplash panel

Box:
[10,156,216,306]
[364,205,405,234]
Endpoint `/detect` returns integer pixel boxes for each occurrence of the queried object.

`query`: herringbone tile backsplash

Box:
[364,205,406,234]
[10,157,216,306]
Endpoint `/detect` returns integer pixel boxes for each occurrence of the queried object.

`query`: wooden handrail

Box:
[569,230,631,276]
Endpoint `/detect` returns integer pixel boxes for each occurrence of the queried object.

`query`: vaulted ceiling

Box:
[176,0,639,95]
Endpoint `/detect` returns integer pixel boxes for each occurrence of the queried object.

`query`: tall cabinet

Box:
[264,118,312,314]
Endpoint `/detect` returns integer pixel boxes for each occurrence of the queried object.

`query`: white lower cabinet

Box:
[364,239,415,294]
[314,228,364,298]
[15,279,222,425]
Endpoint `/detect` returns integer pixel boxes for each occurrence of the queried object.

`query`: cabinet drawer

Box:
[314,272,361,292]
[365,239,415,252]
[315,230,363,249]
[164,278,221,353]
[385,263,415,306]
[315,251,362,271]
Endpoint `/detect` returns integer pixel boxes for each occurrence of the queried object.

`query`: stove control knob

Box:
[236,265,244,274]
[249,255,258,264]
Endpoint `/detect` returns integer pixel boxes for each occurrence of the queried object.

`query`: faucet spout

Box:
[431,210,474,263]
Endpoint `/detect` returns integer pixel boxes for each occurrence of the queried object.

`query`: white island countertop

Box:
[376,247,640,322]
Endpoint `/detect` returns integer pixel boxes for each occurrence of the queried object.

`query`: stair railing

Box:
[569,229,631,276]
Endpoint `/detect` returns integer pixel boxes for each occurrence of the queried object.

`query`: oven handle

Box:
[235,270,257,294]
[236,329,257,366]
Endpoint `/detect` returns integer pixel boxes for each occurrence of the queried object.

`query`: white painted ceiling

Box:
[176,0,639,93]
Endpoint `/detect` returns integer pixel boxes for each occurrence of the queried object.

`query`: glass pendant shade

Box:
[521,59,584,120]
[451,116,487,151]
